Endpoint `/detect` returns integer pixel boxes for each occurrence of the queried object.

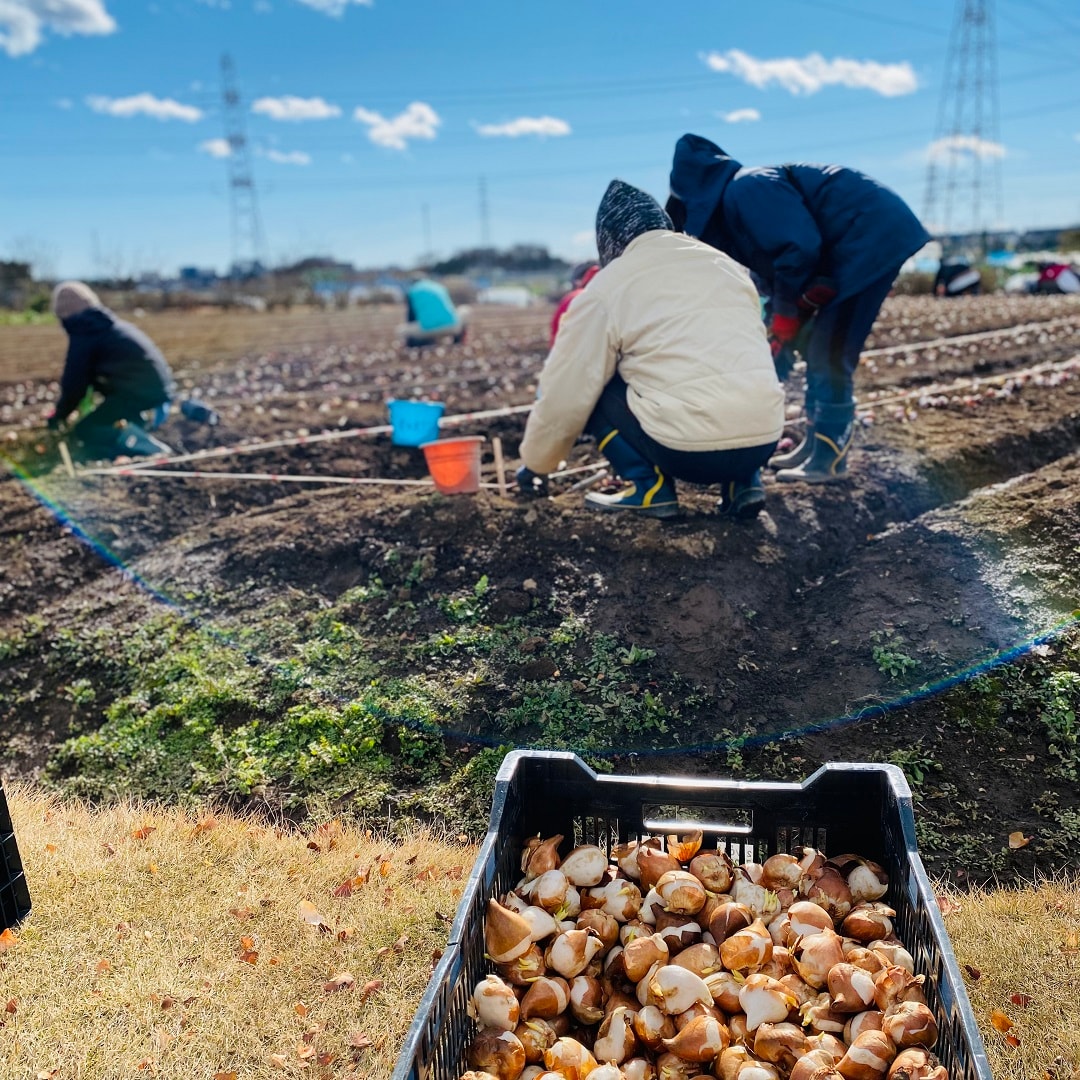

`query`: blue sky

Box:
[3,0,1079,278]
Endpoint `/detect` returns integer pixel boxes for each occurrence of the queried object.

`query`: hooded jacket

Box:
[54,308,175,422]
[520,230,784,474]
[669,134,930,318]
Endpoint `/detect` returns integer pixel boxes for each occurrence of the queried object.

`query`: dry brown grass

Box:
[4,784,1080,1080]
[0,784,476,1080]
[941,877,1080,1080]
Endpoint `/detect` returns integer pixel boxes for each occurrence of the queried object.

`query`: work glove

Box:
[516,466,548,497]
[767,312,801,363]
[796,279,838,317]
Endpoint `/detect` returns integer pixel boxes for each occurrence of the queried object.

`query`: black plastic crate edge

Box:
[0,783,33,932]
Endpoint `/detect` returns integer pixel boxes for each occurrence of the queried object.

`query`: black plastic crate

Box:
[394,750,992,1080]
[0,783,32,932]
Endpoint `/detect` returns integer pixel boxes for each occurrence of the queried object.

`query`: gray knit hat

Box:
[52,281,102,320]
[595,180,673,267]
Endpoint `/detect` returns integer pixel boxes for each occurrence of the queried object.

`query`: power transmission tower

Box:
[922,0,1004,255]
[220,54,266,277]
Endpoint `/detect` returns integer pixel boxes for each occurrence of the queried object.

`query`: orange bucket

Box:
[420,436,484,494]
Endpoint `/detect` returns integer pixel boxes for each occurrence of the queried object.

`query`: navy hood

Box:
[62,307,116,336]
[669,133,742,237]
[595,179,672,267]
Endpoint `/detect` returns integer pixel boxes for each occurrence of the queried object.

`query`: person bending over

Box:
[399,274,468,347]
[550,261,600,347]
[48,281,175,458]
[517,179,784,521]
[667,134,929,485]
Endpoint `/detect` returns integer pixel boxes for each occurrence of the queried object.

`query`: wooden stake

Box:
[492,436,509,497]
[57,440,76,478]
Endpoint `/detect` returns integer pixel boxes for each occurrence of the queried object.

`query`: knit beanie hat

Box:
[595,180,673,267]
[52,281,102,320]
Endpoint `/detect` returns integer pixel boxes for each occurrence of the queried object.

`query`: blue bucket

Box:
[387,399,445,447]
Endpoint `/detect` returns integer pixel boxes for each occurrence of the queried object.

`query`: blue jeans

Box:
[803,270,898,411]
[585,374,776,485]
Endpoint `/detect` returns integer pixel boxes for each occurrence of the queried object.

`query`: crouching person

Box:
[398,274,468,347]
[517,180,784,520]
[48,282,175,458]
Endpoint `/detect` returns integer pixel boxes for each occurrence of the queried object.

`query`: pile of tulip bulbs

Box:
[462,833,949,1080]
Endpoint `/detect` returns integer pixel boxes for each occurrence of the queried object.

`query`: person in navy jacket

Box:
[667,133,929,484]
[48,281,175,457]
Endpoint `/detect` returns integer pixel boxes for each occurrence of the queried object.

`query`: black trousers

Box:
[584,374,777,485]
[72,393,164,452]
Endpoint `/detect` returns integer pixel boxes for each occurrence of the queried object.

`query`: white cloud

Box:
[199,137,232,158]
[702,49,918,97]
[56,97,73,109]
[354,101,440,150]
[252,95,342,121]
[475,115,571,138]
[926,134,1006,161]
[87,93,204,122]
[294,0,371,14]
[263,148,311,165]
[719,108,761,124]
[0,0,115,57]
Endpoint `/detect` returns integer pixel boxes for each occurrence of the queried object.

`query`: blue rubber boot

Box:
[113,423,174,458]
[584,428,679,519]
[718,469,766,518]
[775,402,855,484]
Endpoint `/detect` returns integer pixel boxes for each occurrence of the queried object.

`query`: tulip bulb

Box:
[827,963,878,1013]
[689,850,734,894]
[654,1052,699,1080]
[667,831,704,863]
[488,899,536,964]
[730,872,780,920]
[638,846,682,891]
[561,846,610,888]
[789,1049,844,1080]
[827,855,889,903]
[791,929,845,989]
[786,902,834,943]
[887,1049,949,1080]
[708,902,754,944]
[801,868,853,921]
[844,1011,884,1044]
[671,943,722,978]
[521,976,571,1020]
[646,965,714,1015]
[624,933,670,982]
[655,912,703,954]
[793,846,826,879]
[842,904,895,944]
[716,1046,752,1080]
[752,1021,809,1071]
[498,943,546,986]
[590,1067,626,1080]
[761,854,804,891]
[570,975,605,1025]
[516,1019,559,1064]
[521,906,560,943]
[543,1037,598,1080]
[726,1012,751,1047]
[578,909,620,950]
[738,974,798,1032]
[872,967,926,1012]
[881,1002,937,1049]
[800,993,848,1036]
[519,1069,546,1080]
[640,889,666,925]
[778,973,817,1007]
[868,942,915,974]
[623,1060,656,1080]
[662,1015,730,1063]
[633,1004,676,1052]
[703,970,742,1014]
[673,1002,724,1030]
[589,879,644,923]
[468,1028,528,1080]
[522,835,564,881]
[656,871,708,915]
[837,1031,896,1080]
[843,945,886,975]
[461,1072,502,1080]
[547,929,604,978]
[595,1006,639,1064]
[805,1033,848,1062]
[720,919,773,976]
[473,975,521,1031]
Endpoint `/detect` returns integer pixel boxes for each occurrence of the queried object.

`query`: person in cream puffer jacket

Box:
[518,179,784,519]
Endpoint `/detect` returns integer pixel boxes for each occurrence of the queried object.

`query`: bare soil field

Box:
[3,296,1080,887]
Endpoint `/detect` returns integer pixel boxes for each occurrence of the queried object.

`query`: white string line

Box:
[861,315,1080,359]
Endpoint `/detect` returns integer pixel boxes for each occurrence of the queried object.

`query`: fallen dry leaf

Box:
[393,932,409,954]
[1063,929,1080,952]
[935,895,961,917]
[131,826,157,841]
[359,979,383,1000]
[296,1043,316,1061]
[295,1002,309,1018]
[298,900,327,927]
[1005,1034,1022,1048]
[269,1054,288,1069]
[95,959,111,974]
[191,816,217,838]
[349,1032,373,1050]
[5,999,16,1014]
[44,843,57,854]
[1008,831,1031,850]
[963,964,982,980]
[991,1009,1014,1033]
[214,1072,238,1080]
[323,972,355,994]
[1011,993,1033,1008]
[0,929,18,953]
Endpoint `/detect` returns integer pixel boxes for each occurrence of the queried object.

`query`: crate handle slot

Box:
[641,803,753,835]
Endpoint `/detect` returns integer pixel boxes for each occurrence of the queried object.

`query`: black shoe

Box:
[718,470,766,518]
[769,433,813,470]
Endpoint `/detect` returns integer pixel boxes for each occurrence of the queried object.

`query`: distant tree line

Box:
[429,244,570,276]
